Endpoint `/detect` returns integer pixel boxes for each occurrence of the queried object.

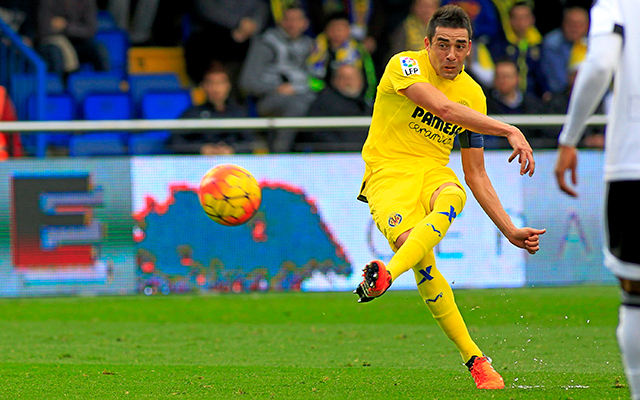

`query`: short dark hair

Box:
[426,5,473,42]
[494,57,519,73]
[323,11,350,30]
[509,1,533,18]
[204,60,228,78]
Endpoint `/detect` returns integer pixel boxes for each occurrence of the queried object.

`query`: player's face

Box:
[425,27,471,80]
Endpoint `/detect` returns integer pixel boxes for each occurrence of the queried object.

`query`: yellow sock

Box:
[412,251,482,362]
[386,185,466,281]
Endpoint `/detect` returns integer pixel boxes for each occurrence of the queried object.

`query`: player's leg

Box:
[413,250,481,361]
[355,182,465,302]
[606,180,640,400]
[411,252,504,389]
[385,183,466,280]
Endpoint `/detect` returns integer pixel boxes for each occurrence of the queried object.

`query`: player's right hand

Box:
[508,227,546,255]
[505,128,535,176]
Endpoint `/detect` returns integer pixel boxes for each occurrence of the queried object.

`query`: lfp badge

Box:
[400,57,420,76]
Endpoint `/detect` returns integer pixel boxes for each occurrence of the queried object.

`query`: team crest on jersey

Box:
[400,57,420,76]
[388,213,403,227]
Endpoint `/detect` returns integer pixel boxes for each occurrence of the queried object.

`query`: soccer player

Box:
[353,5,545,390]
[554,0,640,398]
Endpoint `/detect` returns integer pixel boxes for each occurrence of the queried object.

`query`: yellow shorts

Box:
[366,164,464,251]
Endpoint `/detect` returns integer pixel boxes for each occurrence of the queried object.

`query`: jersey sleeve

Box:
[589,0,624,38]
[385,53,430,93]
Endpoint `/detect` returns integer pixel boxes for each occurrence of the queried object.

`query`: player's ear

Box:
[424,36,431,51]
[467,40,473,57]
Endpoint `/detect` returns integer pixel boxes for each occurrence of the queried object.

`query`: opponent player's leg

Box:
[607,180,640,400]
[618,279,640,400]
[412,252,504,389]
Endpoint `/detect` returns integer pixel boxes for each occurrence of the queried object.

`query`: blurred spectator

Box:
[0,86,23,159]
[540,6,589,94]
[387,0,439,58]
[270,0,385,55]
[271,0,387,80]
[442,0,503,42]
[296,64,373,151]
[308,11,377,105]
[184,0,269,85]
[36,0,110,75]
[0,0,36,46]
[485,1,548,99]
[544,65,605,149]
[170,62,257,155]
[464,39,495,89]
[239,5,315,153]
[107,0,160,45]
[485,58,546,147]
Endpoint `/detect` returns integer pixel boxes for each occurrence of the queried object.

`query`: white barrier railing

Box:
[0,115,608,132]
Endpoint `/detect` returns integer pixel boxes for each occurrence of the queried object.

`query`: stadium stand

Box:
[95,29,130,77]
[69,92,131,156]
[129,89,192,155]
[127,73,182,117]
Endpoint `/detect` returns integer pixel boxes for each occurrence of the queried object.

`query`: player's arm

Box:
[461,147,545,254]
[555,33,621,197]
[400,82,535,176]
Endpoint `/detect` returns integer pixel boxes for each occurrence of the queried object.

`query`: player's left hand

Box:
[508,227,546,255]
[554,144,579,197]
[505,128,535,176]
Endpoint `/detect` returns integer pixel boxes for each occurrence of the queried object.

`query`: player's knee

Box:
[621,279,640,307]
[438,184,466,209]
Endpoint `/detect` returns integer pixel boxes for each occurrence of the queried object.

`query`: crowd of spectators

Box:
[0,0,604,156]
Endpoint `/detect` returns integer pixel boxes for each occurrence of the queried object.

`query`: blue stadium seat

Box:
[141,90,192,120]
[69,92,132,156]
[67,71,124,106]
[97,10,118,31]
[129,90,193,155]
[9,73,66,120]
[83,92,132,121]
[95,29,130,76]
[28,93,76,148]
[69,133,128,156]
[128,73,182,117]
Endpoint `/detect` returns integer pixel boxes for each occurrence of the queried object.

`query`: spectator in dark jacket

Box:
[184,0,269,85]
[36,0,109,74]
[296,64,372,152]
[485,58,547,148]
[170,63,257,155]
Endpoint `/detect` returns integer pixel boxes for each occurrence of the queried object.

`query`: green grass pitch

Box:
[0,286,630,399]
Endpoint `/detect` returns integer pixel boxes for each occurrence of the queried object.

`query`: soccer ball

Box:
[198,164,262,226]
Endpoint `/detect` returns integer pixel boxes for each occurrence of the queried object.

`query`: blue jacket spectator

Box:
[540,6,589,94]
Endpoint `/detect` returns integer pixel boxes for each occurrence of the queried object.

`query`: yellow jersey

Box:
[359,50,486,201]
